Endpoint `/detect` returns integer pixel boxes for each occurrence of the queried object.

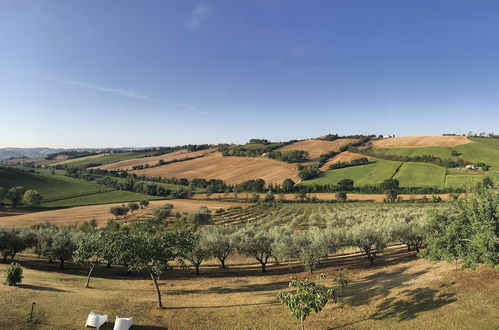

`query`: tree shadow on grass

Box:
[101,323,167,330]
[166,280,289,295]
[168,301,279,310]
[19,284,70,293]
[370,286,457,321]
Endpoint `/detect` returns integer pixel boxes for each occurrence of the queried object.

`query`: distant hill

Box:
[0,148,66,161]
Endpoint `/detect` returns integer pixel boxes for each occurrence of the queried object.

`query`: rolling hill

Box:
[277,138,356,159]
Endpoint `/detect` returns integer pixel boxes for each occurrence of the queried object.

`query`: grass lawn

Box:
[445,174,485,189]
[1,248,497,329]
[302,159,401,187]
[373,146,454,159]
[394,162,446,188]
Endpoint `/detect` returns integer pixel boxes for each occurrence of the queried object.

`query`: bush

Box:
[5,262,23,286]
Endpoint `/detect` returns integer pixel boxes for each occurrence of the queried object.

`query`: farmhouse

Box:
[465,164,478,170]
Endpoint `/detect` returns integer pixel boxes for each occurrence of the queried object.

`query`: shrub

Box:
[5,262,23,286]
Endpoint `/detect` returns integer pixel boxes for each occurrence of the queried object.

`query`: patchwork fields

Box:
[277,138,356,159]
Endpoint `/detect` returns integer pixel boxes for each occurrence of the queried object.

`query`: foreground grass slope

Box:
[1,249,497,330]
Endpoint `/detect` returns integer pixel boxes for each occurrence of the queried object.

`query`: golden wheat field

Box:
[277,138,356,159]
[319,151,372,171]
[92,148,218,171]
[0,199,248,228]
[132,152,300,185]
[372,136,471,148]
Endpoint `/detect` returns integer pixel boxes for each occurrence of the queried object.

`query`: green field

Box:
[41,190,163,207]
[373,146,454,159]
[302,159,401,187]
[455,138,499,170]
[394,162,446,188]
[0,167,155,207]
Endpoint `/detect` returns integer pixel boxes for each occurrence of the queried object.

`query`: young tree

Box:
[75,231,109,288]
[187,206,211,225]
[183,232,209,275]
[6,186,27,207]
[203,226,233,268]
[233,227,273,272]
[22,190,43,207]
[335,268,349,297]
[277,276,336,330]
[5,262,23,286]
[153,204,173,220]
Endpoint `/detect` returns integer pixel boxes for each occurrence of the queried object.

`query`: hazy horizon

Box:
[1,1,498,148]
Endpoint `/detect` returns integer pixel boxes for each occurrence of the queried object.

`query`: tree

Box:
[139,200,150,208]
[110,205,129,218]
[422,187,498,269]
[349,222,389,265]
[233,227,273,272]
[336,179,354,191]
[187,206,211,225]
[282,179,295,193]
[22,190,43,207]
[335,268,349,297]
[183,232,209,275]
[482,177,494,188]
[277,276,336,330]
[125,229,196,308]
[75,231,109,288]
[335,191,347,201]
[127,202,139,213]
[153,204,173,220]
[5,262,23,286]
[249,192,260,203]
[393,219,428,253]
[0,228,34,263]
[0,187,7,203]
[6,186,27,207]
[264,191,275,202]
[37,226,78,269]
[204,227,233,268]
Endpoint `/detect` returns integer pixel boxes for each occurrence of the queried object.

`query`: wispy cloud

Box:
[187,4,213,30]
[59,80,202,112]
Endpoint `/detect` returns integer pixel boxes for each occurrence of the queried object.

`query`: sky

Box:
[0,0,498,148]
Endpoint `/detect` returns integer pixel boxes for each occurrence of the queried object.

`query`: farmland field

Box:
[277,138,356,159]
[52,151,156,168]
[455,138,499,170]
[373,146,454,159]
[132,152,300,185]
[319,151,370,171]
[394,162,446,188]
[0,199,248,227]
[92,148,217,171]
[372,135,471,148]
[303,159,401,187]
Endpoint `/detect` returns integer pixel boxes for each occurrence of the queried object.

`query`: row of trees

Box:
[0,186,43,208]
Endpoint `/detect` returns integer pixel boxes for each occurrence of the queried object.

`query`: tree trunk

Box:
[219,257,226,269]
[85,264,95,288]
[11,252,17,261]
[259,259,266,272]
[150,272,163,309]
[195,264,200,275]
[106,260,112,268]
[60,258,64,270]
[300,316,305,330]
[2,254,6,263]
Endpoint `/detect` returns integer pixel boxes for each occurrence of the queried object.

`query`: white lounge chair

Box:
[113,316,133,330]
[85,312,108,329]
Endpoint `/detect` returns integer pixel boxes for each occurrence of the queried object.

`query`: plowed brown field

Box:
[131,152,300,185]
[277,138,356,159]
[92,148,217,171]
[319,151,371,171]
[372,136,471,148]
[0,199,248,227]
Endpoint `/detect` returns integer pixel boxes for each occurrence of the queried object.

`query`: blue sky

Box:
[0,0,498,148]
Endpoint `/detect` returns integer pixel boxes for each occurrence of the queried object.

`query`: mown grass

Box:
[0,248,497,330]
[394,162,446,188]
[373,146,454,159]
[302,159,401,187]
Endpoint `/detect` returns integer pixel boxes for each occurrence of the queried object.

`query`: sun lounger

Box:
[85,312,108,329]
[113,316,133,330]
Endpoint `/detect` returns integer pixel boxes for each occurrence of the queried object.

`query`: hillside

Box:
[132,151,300,185]
[372,135,471,148]
[277,138,356,159]
[319,151,371,171]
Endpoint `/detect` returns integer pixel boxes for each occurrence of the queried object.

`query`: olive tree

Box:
[233,227,274,272]
[110,205,129,218]
[187,206,211,225]
[203,226,233,268]
[348,222,390,265]
[153,204,173,220]
[36,226,78,269]
[393,218,428,253]
[22,190,43,207]
[183,232,209,275]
